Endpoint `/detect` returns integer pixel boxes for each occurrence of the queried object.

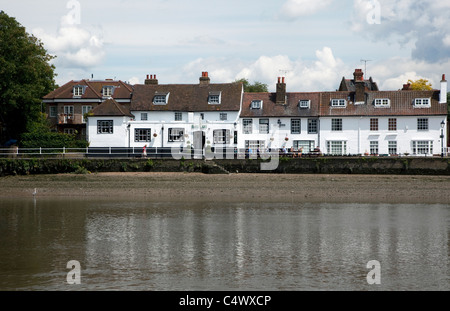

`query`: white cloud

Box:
[32,10,105,69]
[280,0,334,18]
[351,0,450,62]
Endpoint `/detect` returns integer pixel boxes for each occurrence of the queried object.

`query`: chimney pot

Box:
[147,75,149,79]
[282,77,285,84]
[442,74,446,81]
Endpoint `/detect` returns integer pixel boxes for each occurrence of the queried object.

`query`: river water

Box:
[0,198,448,291]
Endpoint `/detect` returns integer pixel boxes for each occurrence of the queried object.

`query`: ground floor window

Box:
[135,129,152,142]
[168,128,184,142]
[245,140,265,152]
[370,141,379,155]
[213,129,231,144]
[64,128,76,135]
[388,141,397,155]
[97,120,113,134]
[412,140,433,155]
[293,140,315,153]
[326,141,347,155]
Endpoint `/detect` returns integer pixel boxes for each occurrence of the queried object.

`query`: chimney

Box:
[276,77,287,105]
[199,71,210,86]
[353,69,365,103]
[353,69,364,82]
[402,83,412,91]
[145,74,158,85]
[440,74,447,104]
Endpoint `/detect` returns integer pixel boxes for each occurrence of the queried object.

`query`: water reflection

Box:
[0,199,448,290]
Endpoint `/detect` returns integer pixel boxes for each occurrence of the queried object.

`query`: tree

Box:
[235,78,269,92]
[0,11,56,144]
[407,79,433,91]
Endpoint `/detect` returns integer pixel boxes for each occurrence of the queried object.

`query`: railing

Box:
[58,114,84,124]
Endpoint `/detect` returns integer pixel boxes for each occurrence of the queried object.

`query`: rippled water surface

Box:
[0,198,448,290]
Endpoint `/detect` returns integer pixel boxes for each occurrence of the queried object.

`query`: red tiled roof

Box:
[241,92,321,117]
[320,90,447,116]
[43,80,133,100]
[131,83,243,112]
[90,98,134,117]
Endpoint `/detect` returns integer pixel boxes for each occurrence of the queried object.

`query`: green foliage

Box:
[20,113,89,149]
[235,78,269,92]
[0,11,56,143]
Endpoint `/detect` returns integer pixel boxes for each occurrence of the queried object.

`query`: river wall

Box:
[1,157,450,176]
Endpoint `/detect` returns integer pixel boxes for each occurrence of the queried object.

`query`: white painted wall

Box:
[320,116,447,156]
[87,116,132,147]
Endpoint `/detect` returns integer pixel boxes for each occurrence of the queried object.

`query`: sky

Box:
[2,0,450,92]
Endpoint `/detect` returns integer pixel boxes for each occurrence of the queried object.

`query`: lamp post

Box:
[441,120,445,158]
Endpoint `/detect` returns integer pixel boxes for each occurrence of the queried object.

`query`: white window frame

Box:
[326,141,347,155]
[412,141,433,155]
[174,112,182,121]
[141,113,148,121]
[97,120,113,134]
[168,128,184,142]
[64,128,76,135]
[308,119,318,134]
[388,141,397,155]
[374,98,391,108]
[259,119,269,134]
[49,106,58,118]
[293,140,315,153]
[208,92,222,105]
[370,141,379,155]
[331,99,347,108]
[414,98,431,108]
[331,118,343,131]
[213,129,231,144]
[298,100,311,109]
[251,100,263,109]
[153,93,169,105]
[82,105,92,123]
[243,119,253,134]
[135,128,152,142]
[73,86,84,97]
[102,86,113,97]
[417,118,429,131]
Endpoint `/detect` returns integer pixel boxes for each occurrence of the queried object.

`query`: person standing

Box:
[143,144,147,158]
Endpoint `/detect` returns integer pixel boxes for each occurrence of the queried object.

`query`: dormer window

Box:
[331,99,347,107]
[102,86,114,97]
[298,100,311,109]
[414,98,431,108]
[374,98,391,108]
[251,100,263,109]
[208,92,222,105]
[153,93,169,105]
[73,86,84,97]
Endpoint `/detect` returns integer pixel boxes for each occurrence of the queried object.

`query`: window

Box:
[175,112,182,121]
[259,119,269,134]
[82,106,92,123]
[135,129,152,142]
[141,113,148,121]
[220,113,227,121]
[208,92,221,105]
[168,128,184,142]
[291,119,301,134]
[243,119,252,134]
[374,99,390,108]
[414,98,431,108]
[417,118,429,131]
[102,86,113,97]
[251,100,262,109]
[327,141,347,155]
[245,140,265,151]
[332,119,342,131]
[331,99,347,107]
[97,120,113,134]
[213,129,231,144]
[370,118,379,131]
[298,100,311,109]
[153,93,169,105]
[293,140,315,153]
[412,141,433,155]
[200,113,204,120]
[388,141,397,155]
[388,118,397,131]
[308,119,318,134]
[64,106,74,116]
[370,141,379,155]
[64,128,75,135]
[73,86,84,97]
[49,106,58,118]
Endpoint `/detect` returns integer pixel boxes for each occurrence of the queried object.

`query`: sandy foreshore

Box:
[1,172,450,204]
